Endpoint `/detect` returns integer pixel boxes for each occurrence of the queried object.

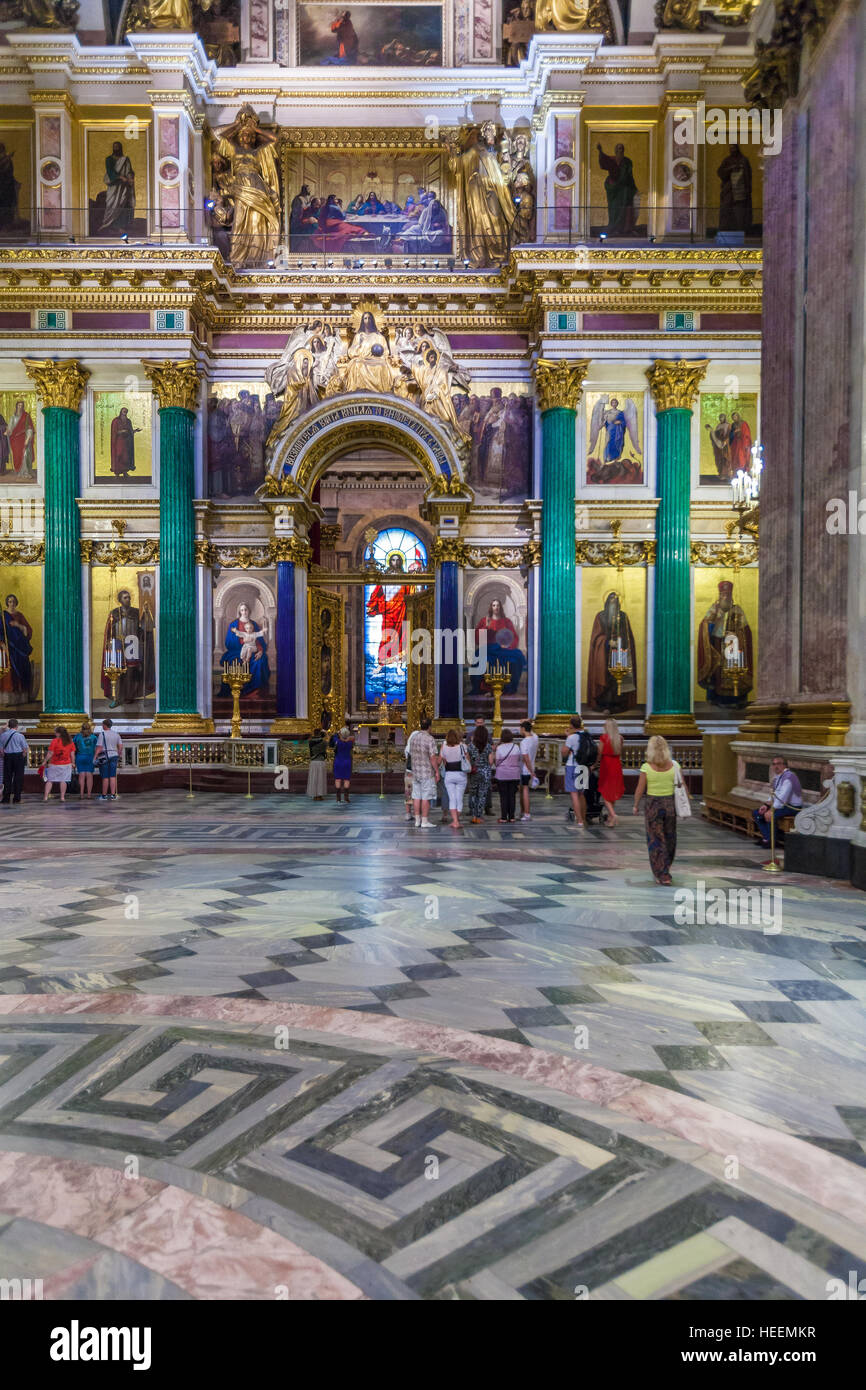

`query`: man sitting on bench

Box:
[753,755,803,847]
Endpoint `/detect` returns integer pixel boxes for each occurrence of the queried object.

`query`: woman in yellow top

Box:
[633,734,682,885]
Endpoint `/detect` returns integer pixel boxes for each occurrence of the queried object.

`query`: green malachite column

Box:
[646,359,708,738]
[24,359,90,728]
[533,359,589,733]
[144,360,212,733]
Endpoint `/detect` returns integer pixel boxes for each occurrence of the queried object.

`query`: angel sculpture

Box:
[587,395,642,482]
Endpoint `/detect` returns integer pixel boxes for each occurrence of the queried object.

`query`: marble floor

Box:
[1,791,865,1300]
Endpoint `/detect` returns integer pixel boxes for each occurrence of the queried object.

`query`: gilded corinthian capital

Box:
[24,359,90,411]
[143,359,202,412]
[646,359,709,412]
[534,359,591,413]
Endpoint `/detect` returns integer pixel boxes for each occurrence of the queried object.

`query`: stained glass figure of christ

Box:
[363,526,428,705]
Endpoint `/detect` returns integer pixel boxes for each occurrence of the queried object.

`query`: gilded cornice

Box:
[534,359,591,412]
[278,127,442,151]
[646,358,709,411]
[143,359,202,412]
[23,358,89,411]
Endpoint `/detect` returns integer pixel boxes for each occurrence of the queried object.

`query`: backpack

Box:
[577,730,597,767]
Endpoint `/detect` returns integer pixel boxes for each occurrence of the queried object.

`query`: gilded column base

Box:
[644,712,701,738]
[532,714,573,737]
[147,712,216,735]
[782,700,851,747]
[31,713,88,736]
[270,717,311,736]
[737,702,786,742]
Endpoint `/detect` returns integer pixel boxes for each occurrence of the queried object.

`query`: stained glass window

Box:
[363,526,427,705]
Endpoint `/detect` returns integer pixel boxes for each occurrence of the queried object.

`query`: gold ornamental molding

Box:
[23,359,90,412]
[534,359,591,413]
[143,360,202,413]
[210,544,272,570]
[0,541,44,565]
[278,127,441,151]
[194,540,218,567]
[270,536,313,566]
[86,540,160,566]
[431,538,468,566]
[575,537,655,566]
[646,359,709,412]
[691,536,757,571]
[259,474,305,499]
[464,544,540,570]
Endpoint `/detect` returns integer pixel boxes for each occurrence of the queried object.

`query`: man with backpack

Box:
[562,715,596,828]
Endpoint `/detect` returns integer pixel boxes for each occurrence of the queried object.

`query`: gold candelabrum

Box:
[102,637,127,706]
[607,636,632,698]
[486,662,510,738]
[222,660,250,739]
[724,644,750,701]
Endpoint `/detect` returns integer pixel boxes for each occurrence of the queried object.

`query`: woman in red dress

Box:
[597,716,625,827]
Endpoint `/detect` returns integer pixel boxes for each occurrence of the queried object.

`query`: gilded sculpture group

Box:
[264,303,472,453]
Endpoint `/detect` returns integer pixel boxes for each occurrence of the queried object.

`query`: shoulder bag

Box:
[673,763,692,819]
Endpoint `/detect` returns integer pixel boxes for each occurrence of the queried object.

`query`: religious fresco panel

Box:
[453,383,532,503]
[580,566,647,715]
[89,565,156,714]
[0,125,33,235]
[699,391,758,485]
[93,390,153,485]
[206,382,277,499]
[212,570,276,701]
[694,566,758,716]
[0,569,41,712]
[463,567,528,712]
[0,390,38,485]
[298,5,443,66]
[703,128,764,234]
[85,125,149,239]
[584,389,645,486]
[584,126,651,238]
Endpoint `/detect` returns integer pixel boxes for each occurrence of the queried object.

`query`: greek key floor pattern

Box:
[1,793,865,1299]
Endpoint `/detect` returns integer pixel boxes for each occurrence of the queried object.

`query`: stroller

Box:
[584,768,606,825]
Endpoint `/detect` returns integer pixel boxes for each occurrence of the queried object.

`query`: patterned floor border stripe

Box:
[2,992,865,1233]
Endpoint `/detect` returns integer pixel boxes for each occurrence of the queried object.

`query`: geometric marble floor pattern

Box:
[1,793,866,1299]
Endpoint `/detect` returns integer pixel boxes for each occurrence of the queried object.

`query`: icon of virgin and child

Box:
[217,601,271,696]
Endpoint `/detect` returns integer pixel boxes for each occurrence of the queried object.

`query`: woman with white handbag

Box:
[438,728,470,830]
[633,734,690,884]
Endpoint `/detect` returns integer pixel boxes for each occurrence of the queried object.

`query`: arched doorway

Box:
[265,396,471,729]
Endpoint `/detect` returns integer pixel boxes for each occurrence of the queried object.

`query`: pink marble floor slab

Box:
[0,1151,365,1301]
[2,993,865,1233]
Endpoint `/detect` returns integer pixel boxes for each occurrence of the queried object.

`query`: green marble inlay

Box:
[42,405,84,714]
[539,406,576,715]
[653,406,693,717]
[157,406,198,714]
